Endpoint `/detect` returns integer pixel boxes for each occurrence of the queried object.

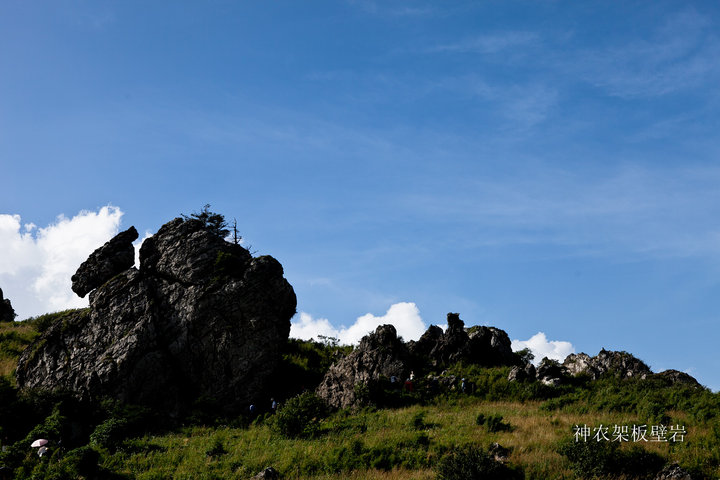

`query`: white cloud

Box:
[133,231,153,268]
[0,206,124,319]
[512,332,575,365]
[291,302,426,345]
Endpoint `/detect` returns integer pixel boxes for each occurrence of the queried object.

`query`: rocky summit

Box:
[317,314,520,409]
[71,226,139,298]
[0,287,16,322]
[16,217,296,415]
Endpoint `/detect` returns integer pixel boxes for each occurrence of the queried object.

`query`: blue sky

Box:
[2,1,720,389]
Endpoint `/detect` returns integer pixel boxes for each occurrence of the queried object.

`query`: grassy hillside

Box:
[1,319,719,479]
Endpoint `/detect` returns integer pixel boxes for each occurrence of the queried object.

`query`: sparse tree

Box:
[231,218,242,245]
[183,204,230,239]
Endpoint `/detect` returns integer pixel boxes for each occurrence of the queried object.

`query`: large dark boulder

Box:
[16,217,296,416]
[0,287,15,322]
[316,324,410,409]
[71,226,139,298]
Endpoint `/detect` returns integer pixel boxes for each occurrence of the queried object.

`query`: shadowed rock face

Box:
[71,226,139,298]
[316,324,410,409]
[317,314,519,409]
[0,287,16,322]
[16,217,296,415]
[653,369,702,389]
[408,313,518,369]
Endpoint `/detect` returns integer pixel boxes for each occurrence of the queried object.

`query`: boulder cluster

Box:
[316,313,521,409]
[16,217,297,415]
[509,348,701,388]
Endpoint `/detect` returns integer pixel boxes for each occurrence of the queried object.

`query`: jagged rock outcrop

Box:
[563,349,651,380]
[316,324,409,409]
[0,287,16,322]
[71,226,139,298]
[466,325,517,366]
[654,462,693,480]
[16,217,296,415]
[407,313,517,369]
[654,370,702,389]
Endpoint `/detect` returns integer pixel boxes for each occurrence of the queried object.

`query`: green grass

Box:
[86,396,719,479]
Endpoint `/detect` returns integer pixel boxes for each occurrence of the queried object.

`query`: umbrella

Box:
[30,439,48,448]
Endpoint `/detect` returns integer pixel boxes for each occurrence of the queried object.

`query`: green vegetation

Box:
[183,204,230,239]
[1,322,719,479]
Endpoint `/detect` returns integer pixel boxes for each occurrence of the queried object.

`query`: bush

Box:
[436,444,523,480]
[273,392,328,438]
[90,417,129,451]
[475,413,511,432]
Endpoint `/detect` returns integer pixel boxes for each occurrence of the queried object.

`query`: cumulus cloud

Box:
[291,302,426,345]
[512,332,575,365]
[0,206,124,319]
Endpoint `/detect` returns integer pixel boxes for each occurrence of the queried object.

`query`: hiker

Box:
[404,378,414,392]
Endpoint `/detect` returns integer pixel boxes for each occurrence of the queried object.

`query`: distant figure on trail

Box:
[404,378,414,392]
[249,404,256,416]
[271,398,278,413]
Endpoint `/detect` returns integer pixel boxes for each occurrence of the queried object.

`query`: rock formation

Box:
[407,313,518,369]
[654,462,693,480]
[536,358,567,386]
[16,217,296,415]
[316,324,410,409]
[71,226,139,298]
[507,363,536,382]
[653,369,702,389]
[563,349,651,380]
[317,314,519,409]
[0,287,16,322]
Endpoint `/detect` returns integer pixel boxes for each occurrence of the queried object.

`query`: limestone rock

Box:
[251,467,279,479]
[407,313,517,369]
[17,217,296,415]
[0,287,15,322]
[563,349,651,380]
[466,325,517,366]
[488,442,510,463]
[316,324,409,409]
[536,358,567,386]
[654,462,693,480]
[71,226,139,298]
[508,363,536,382]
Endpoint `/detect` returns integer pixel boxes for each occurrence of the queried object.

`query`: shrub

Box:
[436,444,523,480]
[89,417,129,451]
[411,411,428,430]
[475,413,511,432]
[273,392,328,438]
